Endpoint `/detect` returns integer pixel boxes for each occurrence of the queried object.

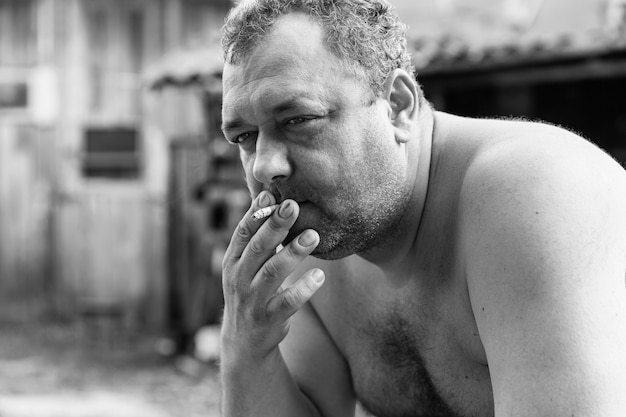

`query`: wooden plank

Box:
[56,192,147,312]
[142,199,167,329]
[0,124,54,321]
[53,185,168,330]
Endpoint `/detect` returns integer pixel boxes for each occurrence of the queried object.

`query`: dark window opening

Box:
[0,82,27,108]
[82,127,142,179]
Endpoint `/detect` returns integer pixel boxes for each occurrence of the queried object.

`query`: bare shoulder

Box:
[459,118,626,250]
[463,116,626,185]
[455,117,626,416]
[457,116,626,289]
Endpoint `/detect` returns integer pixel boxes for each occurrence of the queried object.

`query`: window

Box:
[0,0,36,66]
[82,127,141,179]
[0,81,27,109]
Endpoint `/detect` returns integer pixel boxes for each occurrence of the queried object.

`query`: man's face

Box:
[221,13,410,259]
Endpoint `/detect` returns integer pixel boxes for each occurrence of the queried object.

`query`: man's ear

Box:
[382,69,418,144]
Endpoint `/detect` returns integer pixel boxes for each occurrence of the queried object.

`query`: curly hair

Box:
[221,0,417,97]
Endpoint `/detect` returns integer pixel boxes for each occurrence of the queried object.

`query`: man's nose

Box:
[252,133,292,184]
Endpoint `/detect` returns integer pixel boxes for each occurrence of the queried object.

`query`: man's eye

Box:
[228,132,256,145]
[285,115,318,125]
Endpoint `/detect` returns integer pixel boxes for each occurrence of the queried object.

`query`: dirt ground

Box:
[0,320,222,417]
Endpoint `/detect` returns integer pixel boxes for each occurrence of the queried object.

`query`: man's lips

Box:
[261,186,314,211]
[269,191,307,206]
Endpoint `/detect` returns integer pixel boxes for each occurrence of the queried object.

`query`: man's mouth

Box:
[266,187,284,203]
[266,187,308,206]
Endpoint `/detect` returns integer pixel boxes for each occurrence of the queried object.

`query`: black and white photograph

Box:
[1,1,625,416]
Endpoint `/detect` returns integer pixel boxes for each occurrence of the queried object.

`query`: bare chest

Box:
[328,289,494,417]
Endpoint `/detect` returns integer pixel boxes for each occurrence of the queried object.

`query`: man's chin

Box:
[285,204,355,260]
[309,232,360,261]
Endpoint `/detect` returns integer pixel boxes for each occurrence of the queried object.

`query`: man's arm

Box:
[281,300,358,417]
[220,193,326,417]
[460,131,626,417]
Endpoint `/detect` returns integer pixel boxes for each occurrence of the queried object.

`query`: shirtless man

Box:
[218,1,626,416]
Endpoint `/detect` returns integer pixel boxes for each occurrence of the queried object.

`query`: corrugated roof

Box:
[147,0,626,87]
[146,29,626,89]
[146,47,223,90]
[413,29,626,75]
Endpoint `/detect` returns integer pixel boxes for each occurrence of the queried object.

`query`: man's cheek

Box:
[241,161,262,196]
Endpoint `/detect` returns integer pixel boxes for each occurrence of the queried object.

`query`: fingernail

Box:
[311,269,325,283]
[258,192,270,207]
[298,230,317,247]
[278,200,293,218]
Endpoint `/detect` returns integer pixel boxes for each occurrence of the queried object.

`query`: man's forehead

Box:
[223,53,301,88]
[223,13,333,82]
[221,12,369,112]
[222,64,326,114]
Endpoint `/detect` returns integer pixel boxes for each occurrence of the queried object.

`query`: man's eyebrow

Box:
[221,96,321,132]
[271,98,307,114]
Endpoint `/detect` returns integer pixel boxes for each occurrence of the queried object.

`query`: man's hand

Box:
[221,191,325,362]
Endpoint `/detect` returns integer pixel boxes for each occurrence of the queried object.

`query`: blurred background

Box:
[0,0,625,416]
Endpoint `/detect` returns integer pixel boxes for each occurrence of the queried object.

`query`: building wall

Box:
[0,0,58,321]
[0,125,55,321]
[0,0,231,329]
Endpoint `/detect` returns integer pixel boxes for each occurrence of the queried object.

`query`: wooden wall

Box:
[0,124,55,321]
[0,0,231,331]
[55,189,167,327]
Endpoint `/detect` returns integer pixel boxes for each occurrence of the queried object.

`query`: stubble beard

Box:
[310,182,411,261]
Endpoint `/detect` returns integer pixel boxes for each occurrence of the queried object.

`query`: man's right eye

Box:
[228,132,256,145]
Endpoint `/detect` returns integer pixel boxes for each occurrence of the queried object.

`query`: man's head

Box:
[222,0,416,100]
[221,1,426,260]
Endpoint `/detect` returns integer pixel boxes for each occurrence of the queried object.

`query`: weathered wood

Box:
[55,189,165,327]
[0,0,230,332]
[0,124,54,321]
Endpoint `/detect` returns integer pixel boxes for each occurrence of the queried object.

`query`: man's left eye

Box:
[285,115,318,125]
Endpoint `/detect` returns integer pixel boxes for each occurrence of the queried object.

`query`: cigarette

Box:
[251,204,280,220]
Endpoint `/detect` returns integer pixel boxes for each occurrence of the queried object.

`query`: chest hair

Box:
[352,311,463,417]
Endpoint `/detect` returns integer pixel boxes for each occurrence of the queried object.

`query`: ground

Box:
[0,320,222,417]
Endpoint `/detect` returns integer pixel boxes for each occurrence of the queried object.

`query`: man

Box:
[218,0,626,416]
